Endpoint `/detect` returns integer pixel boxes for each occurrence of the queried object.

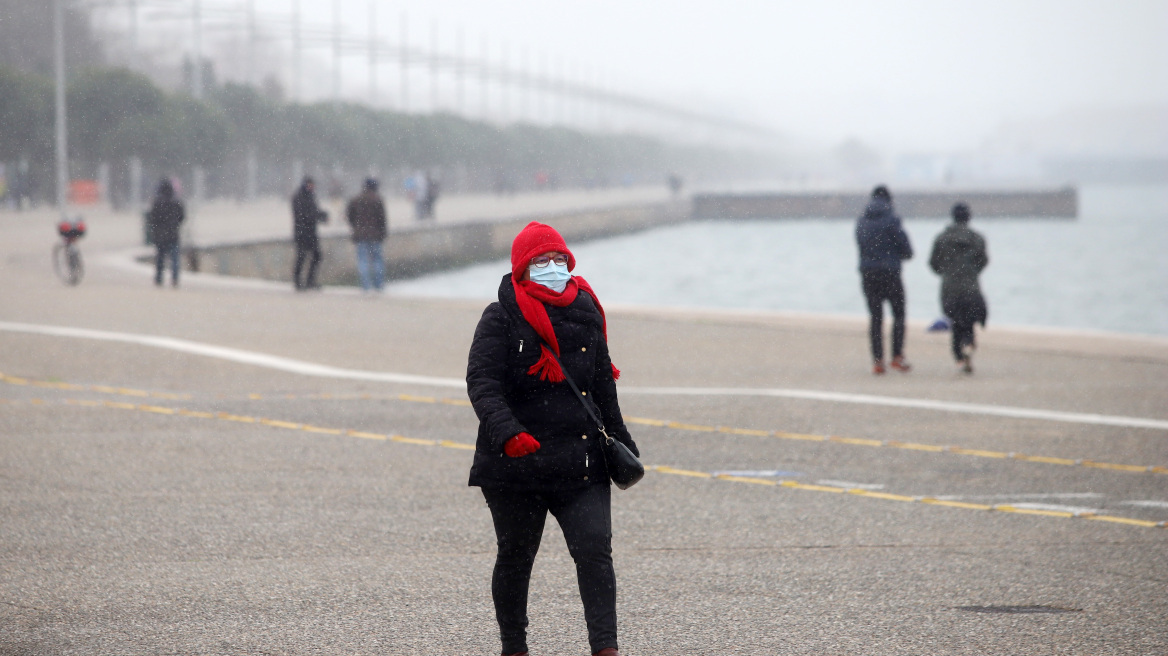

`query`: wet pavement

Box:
[1,199,1166,655]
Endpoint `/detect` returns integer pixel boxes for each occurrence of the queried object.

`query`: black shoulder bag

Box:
[542,346,644,490]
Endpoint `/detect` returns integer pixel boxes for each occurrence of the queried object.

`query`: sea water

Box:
[389,184,1168,337]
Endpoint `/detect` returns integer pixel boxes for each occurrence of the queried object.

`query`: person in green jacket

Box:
[929,202,989,373]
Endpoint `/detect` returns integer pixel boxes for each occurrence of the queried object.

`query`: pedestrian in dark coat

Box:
[345,177,388,292]
[467,221,638,656]
[929,202,989,373]
[291,176,328,290]
[147,178,185,287]
[855,185,914,374]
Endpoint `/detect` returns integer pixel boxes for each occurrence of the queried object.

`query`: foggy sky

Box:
[247,0,1166,153]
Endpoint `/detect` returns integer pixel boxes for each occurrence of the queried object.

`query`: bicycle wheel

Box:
[52,244,83,285]
[67,246,84,285]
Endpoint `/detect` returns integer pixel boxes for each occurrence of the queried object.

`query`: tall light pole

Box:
[292,0,301,101]
[368,0,377,105]
[192,0,203,99]
[332,0,341,107]
[53,0,69,215]
[400,13,409,112]
[456,25,465,115]
[246,0,256,86]
[128,0,139,72]
[429,19,438,112]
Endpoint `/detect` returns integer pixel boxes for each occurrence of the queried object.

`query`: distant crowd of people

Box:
[855,185,989,375]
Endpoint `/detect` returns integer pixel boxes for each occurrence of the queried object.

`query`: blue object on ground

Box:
[928,317,951,332]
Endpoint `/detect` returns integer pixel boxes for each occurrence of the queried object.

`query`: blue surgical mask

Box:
[528,262,571,292]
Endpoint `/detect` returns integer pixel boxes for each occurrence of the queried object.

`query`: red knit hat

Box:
[510,221,576,281]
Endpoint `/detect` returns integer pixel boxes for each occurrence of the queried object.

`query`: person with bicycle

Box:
[147,178,185,287]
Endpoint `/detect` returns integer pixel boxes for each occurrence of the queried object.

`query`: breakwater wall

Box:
[693,187,1078,219]
[186,202,688,286]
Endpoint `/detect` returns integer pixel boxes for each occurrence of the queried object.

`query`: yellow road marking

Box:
[347,430,388,440]
[4,372,1164,477]
[25,396,1167,531]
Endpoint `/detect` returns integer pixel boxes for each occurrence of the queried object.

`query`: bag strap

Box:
[539,343,613,444]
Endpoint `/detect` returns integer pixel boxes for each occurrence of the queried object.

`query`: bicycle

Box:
[53,219,86,286]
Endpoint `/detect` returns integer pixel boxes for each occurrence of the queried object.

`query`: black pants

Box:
[861,269,906,361]
[154,241,180,286]
[949,320,973,361]
[482,484,617,654]
[293,242,321,289]
[943,293,985,362]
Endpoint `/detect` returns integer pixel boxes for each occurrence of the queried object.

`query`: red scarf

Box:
[512,276,620,383]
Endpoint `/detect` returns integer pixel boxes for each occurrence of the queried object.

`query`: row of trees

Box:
[1,64,772,204]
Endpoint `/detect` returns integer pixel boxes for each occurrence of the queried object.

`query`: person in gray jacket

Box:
[929,202,989,373]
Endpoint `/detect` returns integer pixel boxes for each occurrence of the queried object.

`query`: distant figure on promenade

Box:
[292,176,328,291]
[856,185,913,374]
[667,172,683,197]
[407,170,428,220]
[345,177,388,293]
[146,178,185,288]
[929,202,989,374]
[466,221,639,656]
[420,171,440,220]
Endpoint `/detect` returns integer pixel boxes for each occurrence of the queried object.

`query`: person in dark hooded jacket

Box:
[856,185,913,374]
[466,221,637,656]
[930,202,989,373]
[291,176,328,290]
[147,178,185,287]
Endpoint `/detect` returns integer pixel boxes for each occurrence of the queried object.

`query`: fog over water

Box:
[390,185,1168,337]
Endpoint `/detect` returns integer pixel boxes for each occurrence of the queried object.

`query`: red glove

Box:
[504,432,541,458]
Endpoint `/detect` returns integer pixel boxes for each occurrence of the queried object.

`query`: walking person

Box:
[147,178,184,287]
[291,176,328,291]
[345,177,388,293]
[466,221,638,656]
[929,202,989,373]
[856,185,914,374]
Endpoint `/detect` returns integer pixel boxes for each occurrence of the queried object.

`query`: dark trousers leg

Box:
[154,246,165,285]
[887,275,906,358]
[482,485,618,654]
[294,244,320,288]
[862,274,885,361]
[548,484,617,654]
[952,320,974,361]
[167,243,180,285]
[293,246,307,288]
[305,245,321,286]
[482,488,548,654]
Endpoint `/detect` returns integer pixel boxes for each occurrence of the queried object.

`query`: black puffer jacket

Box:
[467,274,638,491]
[292,185,327,246]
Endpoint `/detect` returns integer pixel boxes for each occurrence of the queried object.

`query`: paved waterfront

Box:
[1,200,1166,655]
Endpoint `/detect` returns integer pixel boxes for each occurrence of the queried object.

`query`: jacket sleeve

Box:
[897,223,913,260]
[928,237,943,274]
[975,235,989,273]
[467,304,528,453]
[590,333,639,458]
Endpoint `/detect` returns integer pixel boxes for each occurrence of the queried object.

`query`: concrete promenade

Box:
[1,195,1166,655]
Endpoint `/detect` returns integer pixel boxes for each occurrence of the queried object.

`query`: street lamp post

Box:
[53,0,69,216]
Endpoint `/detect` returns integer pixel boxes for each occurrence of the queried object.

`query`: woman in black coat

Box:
[467,221,638,656]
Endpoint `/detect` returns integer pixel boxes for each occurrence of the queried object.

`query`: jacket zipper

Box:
[519,339,524,353]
